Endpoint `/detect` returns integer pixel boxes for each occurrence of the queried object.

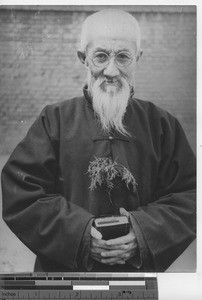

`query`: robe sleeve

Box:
[1,105,94,270]
[130,113,196,271]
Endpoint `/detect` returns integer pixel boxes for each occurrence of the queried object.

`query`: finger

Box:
[90,251,126,263]
[106,232,135,246]
[116,260,126,265]
[102,241,138,262]
[100,256,128,264]
[106,260,126,265]
[91,236,136,251]
[121,243,139,261]
[90,251,124,264]
[101,249,131,259]
[101,244,129,250]
[90,245,103,255]
[100,242,130,250]
[91,236,127,250]
[91,243,127,255]
[91,241,129,250]
[91,255,125,265]
[90,251,102,260]
[91,237,113,250]
[119,207,130,218]
[90,254,102,263]
[91,243,138,263]
[122,239,137,250]
[91,227,102,239]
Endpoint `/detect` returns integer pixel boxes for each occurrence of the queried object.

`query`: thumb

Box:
[119,207,130,218]
[91,226,102,240]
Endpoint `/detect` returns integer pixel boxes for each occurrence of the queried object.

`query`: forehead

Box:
[83,11,139,54]
[87,38,136,55]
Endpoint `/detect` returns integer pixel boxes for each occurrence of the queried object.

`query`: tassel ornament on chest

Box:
[87,156,137,204]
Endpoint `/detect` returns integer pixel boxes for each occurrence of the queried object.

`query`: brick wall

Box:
[0,5,196,154]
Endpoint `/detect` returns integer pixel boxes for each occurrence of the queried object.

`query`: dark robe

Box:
[1,89,196,272]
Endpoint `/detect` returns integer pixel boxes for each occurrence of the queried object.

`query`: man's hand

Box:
[90,208,138,265]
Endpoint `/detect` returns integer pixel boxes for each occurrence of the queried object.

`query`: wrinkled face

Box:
[81,37,137,135]
[82,38,137,136]
[86,37,137,93]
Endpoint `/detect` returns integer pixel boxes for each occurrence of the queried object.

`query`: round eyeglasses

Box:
[89,52,133,68]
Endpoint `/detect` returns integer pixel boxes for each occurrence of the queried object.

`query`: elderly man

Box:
[1,9,196,272]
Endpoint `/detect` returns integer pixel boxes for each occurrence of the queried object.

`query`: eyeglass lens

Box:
[92,52,132,67]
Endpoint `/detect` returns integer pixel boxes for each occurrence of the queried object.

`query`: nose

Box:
[103,58,120,77]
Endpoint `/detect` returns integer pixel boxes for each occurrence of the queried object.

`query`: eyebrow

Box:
[92,47,131,55]
[92,47,109,54]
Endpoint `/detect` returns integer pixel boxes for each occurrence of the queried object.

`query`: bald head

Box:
[80,9,141,55]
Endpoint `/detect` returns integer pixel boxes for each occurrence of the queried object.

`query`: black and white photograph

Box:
[0,2,198,285]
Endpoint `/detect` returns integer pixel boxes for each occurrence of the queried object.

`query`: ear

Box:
[136,49,143,62]
[77,50,86,64]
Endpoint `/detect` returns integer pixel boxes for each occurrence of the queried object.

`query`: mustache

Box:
[97,76,124,90]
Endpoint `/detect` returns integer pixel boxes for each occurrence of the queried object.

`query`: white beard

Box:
[88,75,131,136]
